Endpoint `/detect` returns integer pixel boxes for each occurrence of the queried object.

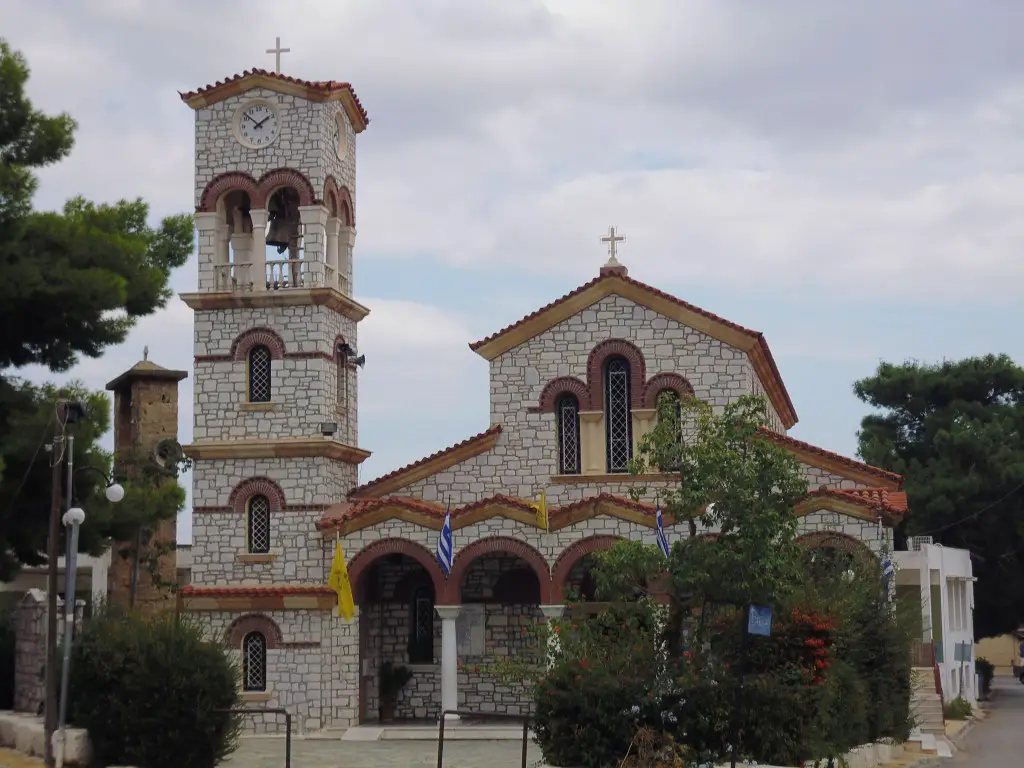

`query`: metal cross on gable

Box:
[601,225,625,262]
[266,37,291,74]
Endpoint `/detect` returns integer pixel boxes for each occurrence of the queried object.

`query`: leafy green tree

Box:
[629,394,809,637]
[0,39,193,577]
[854,355,1024,637]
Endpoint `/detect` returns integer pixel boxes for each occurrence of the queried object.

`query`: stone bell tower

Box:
[178,54,371,591]
[105,352,188,612]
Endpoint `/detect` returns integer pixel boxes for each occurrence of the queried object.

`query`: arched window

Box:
[556,394,581,475]
[336,348,347,406]
[247,495,271,554]
[242,631,267,691]
[248,344,272,402]
[604,356,633,473]
[657,389,682,424]
[408,586,434,664]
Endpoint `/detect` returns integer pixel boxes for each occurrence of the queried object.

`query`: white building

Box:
[894,537,977,704]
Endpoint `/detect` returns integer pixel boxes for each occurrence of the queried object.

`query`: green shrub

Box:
[976,657,995,695]
[68,608,241,768]
[0,607,13,710]
[944,696,972,720]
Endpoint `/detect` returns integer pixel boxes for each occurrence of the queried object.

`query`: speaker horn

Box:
[153,437,184,470]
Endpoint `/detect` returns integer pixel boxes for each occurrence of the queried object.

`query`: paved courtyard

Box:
[948,673,1024,767]
[226,737,547,768]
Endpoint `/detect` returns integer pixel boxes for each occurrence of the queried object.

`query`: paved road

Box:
[949,674,1024,767]
[226,737,548,768]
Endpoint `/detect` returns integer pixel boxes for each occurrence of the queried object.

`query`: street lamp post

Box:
[53,445,124,768]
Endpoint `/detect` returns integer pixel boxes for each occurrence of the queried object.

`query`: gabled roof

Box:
[179,69,369,133]
[796,486,909,525]
[759,428,904,489]
[348,425,502,499]
[321,492,667,536]
[468,267,798,429]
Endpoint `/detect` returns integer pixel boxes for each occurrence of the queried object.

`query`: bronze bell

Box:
[266,187,302,253]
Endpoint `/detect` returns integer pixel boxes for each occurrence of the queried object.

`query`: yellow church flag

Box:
[328,537,356,621]
[535,490,548,531]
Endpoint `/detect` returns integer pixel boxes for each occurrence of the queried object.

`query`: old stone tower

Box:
[179,66,371,595]
[105,355,188,611]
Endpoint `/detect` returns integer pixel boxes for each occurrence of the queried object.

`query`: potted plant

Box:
[378,661,413,722]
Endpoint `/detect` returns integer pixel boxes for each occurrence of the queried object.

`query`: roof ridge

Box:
[348,424,502,497]
[758,428,903,485]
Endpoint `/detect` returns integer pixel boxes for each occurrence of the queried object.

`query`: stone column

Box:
[298,205,328,288]
[193,212,220,292]
[229,233,253,291]
[435,606,462,721]
[340,225,356,295]
[325,218,341,291]
[578,411,605,474]
[540,605,565,668]
[249,209,268,291]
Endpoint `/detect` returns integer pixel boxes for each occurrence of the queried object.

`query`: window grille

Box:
[556,394,581,474]
[604,357,632,472]
[248,345,272,402]
[409,586,435,664]
[242,631,267,691]
[247,495,271,554]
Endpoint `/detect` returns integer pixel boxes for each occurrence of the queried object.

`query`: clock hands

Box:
[243,113,259,126]
[254,115,273,129]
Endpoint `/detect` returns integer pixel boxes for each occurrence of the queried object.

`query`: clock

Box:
[331,112,346,159]
[234,100,280,149]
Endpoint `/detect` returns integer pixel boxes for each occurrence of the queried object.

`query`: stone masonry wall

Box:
[202,608,345,734]
[194,87,356,211]
[193,305,358,446]
[191,457,356,585]
[798,510,894,558]
[13,593,82,715]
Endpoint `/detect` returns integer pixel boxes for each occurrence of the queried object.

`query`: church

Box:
[177,60,908,734]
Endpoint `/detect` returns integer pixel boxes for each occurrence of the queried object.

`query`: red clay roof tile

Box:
[179,584,334,597]
[348,425,502,498]
[759,428,903,486]
[179,69,369,128]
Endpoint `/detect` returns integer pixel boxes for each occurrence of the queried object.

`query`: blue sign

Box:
[747,605,773,637]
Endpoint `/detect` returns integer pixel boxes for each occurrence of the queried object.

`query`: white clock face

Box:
[236,102,280,149]
[332,113,346,159]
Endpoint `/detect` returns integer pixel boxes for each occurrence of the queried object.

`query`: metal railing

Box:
[216,707,291,768]
[436,709,530,768]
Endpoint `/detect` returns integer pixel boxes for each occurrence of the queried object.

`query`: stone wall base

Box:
[0,710,91,765]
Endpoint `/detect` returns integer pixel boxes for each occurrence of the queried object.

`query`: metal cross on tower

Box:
[601,225,625,264]
[266,37,291,73]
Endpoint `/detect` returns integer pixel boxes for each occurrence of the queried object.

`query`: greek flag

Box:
[436,499,454,577]
[882,556,894,580]
[656,502,670,558]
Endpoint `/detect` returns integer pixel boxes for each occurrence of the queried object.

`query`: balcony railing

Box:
[211,260,349,295]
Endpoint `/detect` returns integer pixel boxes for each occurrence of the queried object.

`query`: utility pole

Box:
[43,407,66,768]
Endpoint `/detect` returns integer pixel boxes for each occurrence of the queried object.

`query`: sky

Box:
[4,0,1024,545]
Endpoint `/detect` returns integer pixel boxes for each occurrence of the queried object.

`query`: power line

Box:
[5,414,55,509]
[915,479,1024,536]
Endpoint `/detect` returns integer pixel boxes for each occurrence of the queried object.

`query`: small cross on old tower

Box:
[601,225,625,265]
[266,37,291,74]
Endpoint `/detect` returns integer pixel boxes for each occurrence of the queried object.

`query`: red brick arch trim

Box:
[225,614,283,649]
[228,477,287,515]
[797,531,877,561]
[551,535,623,601]
[347,538,446,605]
[322,176,340,217]
[256,168,315,209]
[642,373,695,408]
[337,186,354,226]
[198,171,259,213]
[444,537,551,605]
[231,328,287,361]
[587,339,646,410]
[536,377,590,412]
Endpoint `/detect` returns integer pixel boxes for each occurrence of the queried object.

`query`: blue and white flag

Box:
[656,502,670,558]
[881,555,894,580]
[436,499,454,577]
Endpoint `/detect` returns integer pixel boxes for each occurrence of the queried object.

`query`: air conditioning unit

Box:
[909,536,934,551]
